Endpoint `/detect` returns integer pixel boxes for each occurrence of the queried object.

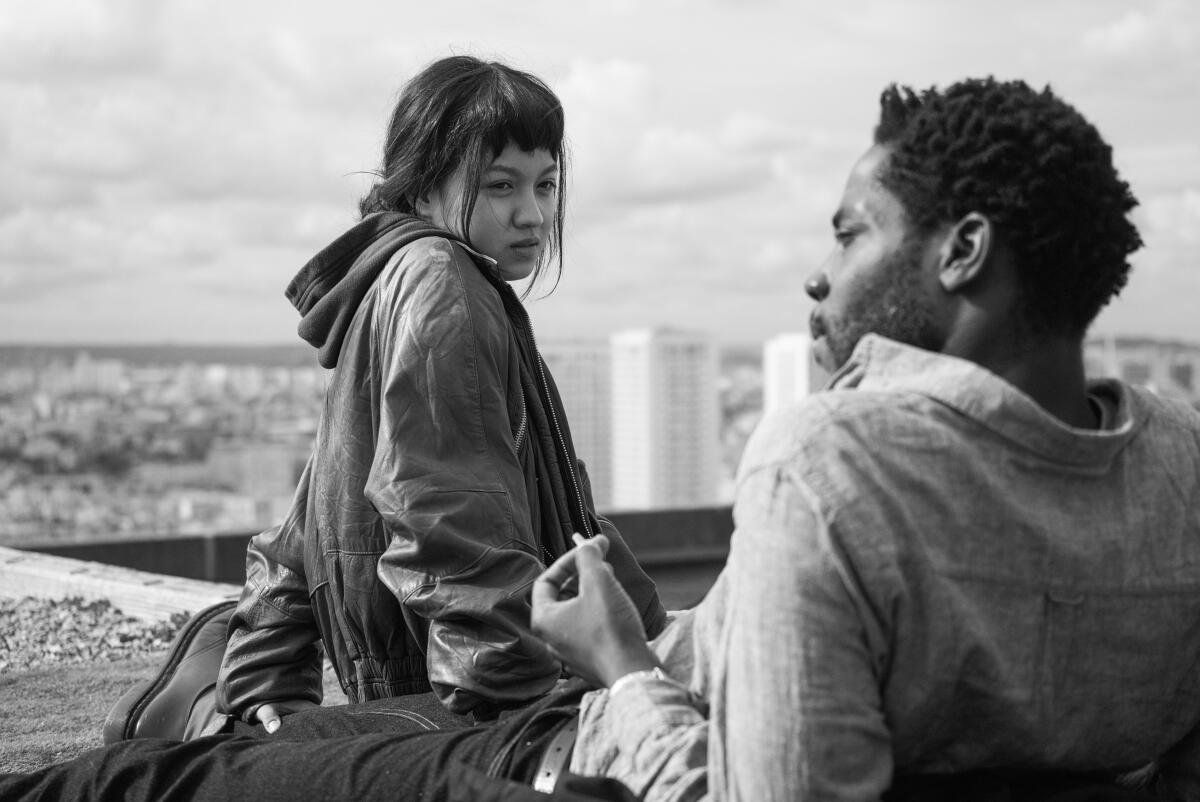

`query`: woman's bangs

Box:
[480,81,564,160]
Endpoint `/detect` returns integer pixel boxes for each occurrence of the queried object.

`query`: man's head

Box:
[807,78,1142,371]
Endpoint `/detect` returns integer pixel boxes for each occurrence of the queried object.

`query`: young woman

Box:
[208,55,666,728]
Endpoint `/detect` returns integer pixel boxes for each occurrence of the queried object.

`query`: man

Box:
[4,78,1197,802]
[540,77,1199,801]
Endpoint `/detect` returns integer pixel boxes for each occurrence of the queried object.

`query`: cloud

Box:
[535,56,847,344]
[1072,0,1200,104]
[558,60,813,210]
[4,0,1198,345]
[554,57,839,258]
[1082,2,1198,55]
[0,10,418,305]
[1084,11,1156,53]
[0,0,164,81]
[1140,188,1200,245]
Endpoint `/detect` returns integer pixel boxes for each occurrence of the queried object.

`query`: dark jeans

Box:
[0,686,634,802]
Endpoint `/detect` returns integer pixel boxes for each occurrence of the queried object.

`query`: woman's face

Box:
[422,142,558,281]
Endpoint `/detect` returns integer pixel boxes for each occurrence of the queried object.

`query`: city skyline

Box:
[2,1,1198,347]
[4,328,1199,545]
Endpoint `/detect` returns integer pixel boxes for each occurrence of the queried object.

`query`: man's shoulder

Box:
[1116,381,1200,447]
[1124,381,1200,424]
[743,388,934,469]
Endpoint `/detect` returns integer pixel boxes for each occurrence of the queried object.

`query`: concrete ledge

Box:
[0,545,241,622]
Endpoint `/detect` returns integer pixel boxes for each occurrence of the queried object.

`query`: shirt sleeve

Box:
[571,669,709,802]
[368,242,559,716]
[573,461,894,802]
[707,463,893,801]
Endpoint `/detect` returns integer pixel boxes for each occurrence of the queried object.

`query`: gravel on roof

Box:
[0,596,187,674]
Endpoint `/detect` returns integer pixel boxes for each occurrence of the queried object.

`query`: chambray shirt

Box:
[571,334,1200,802]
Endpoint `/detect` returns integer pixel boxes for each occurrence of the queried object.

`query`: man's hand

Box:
[532,534,658,688]
[253,699,319,734]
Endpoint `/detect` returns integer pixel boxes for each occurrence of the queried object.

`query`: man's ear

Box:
[937,212,992,293]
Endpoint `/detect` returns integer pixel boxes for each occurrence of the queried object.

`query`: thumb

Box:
[258,704,282,734]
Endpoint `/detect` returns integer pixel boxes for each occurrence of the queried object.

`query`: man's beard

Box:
[821,242,943,370]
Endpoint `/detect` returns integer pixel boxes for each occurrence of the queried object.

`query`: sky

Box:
[1,0,1197,347]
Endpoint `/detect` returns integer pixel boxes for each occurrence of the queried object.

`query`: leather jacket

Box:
[217,214,666,719]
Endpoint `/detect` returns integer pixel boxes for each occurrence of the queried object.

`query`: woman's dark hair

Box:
[873,77,1142,338]
[359,55,568,289]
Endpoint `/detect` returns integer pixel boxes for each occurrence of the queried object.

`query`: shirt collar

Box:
[829,334,1143,468]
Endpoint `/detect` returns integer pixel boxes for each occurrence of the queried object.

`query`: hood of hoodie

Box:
[285,212,457,369]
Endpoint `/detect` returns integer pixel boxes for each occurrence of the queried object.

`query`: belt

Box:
[531,716,578,793]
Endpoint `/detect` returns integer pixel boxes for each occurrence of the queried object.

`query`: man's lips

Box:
[809,311,826,339]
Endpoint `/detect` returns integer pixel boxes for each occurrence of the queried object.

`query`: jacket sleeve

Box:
[370,242,559,716]
[216,463,324,721]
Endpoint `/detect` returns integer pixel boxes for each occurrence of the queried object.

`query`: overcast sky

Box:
[2,0,1197,347]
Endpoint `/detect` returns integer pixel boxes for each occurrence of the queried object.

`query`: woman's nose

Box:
[514,192,544,228]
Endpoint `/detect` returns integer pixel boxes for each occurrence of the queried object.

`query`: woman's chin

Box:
[497,261,537,282]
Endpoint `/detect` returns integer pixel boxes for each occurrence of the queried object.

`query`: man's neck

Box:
[945,330,1096,429]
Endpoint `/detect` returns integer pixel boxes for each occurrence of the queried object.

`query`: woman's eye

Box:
[537,180,558,192]
[487,181,514,191]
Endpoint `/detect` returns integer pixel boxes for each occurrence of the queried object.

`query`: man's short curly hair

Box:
[873,77,1142,338]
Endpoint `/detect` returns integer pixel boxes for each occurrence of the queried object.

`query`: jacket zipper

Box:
[514,391,528,453]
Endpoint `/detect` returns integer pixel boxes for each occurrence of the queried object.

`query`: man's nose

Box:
[805,270,829,301]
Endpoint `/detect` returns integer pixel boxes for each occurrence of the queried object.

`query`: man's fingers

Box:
[579,533,611,557]
[539,533,610,585]
[573,535,613,578]
[534,533,614,611]
[532,573,564,608]
[540,546,582,586]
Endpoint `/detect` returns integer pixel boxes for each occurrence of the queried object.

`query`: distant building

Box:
[206,441,309,506]
[1085,335,1200,404]
[540,340,613,509]
[610,328,720,510]
[762,333,828,414]
[70,352,127,394]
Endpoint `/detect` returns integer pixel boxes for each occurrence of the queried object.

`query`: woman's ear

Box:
[413,193,432,221]
[938,212,992,293]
